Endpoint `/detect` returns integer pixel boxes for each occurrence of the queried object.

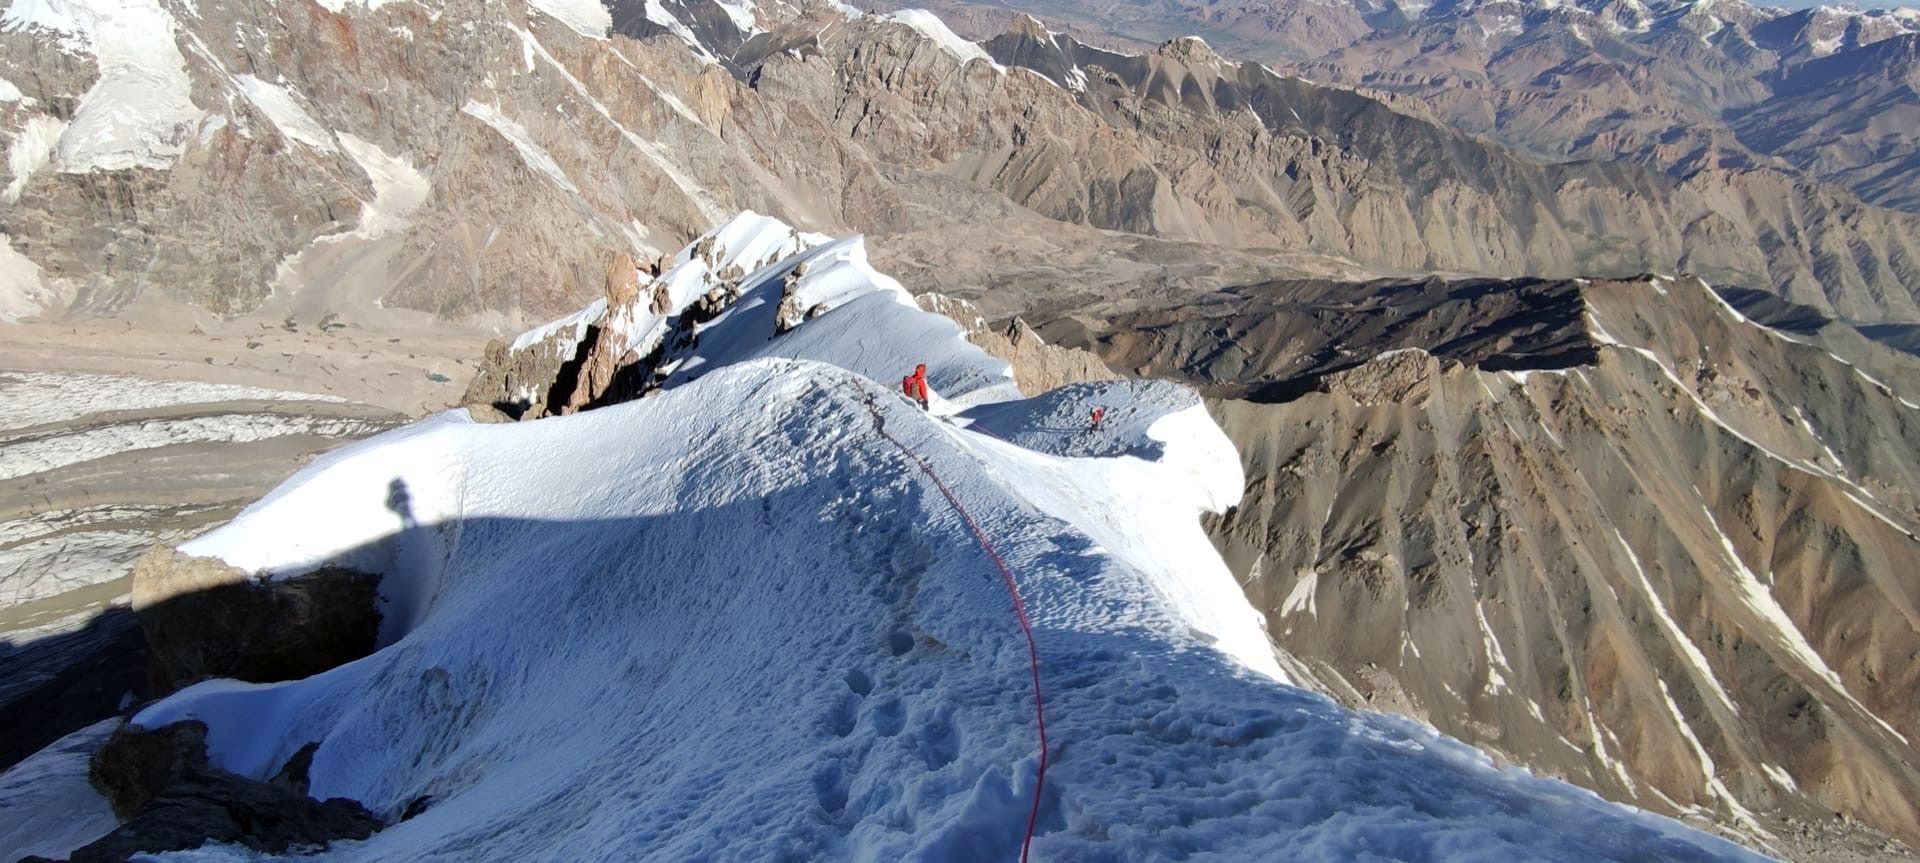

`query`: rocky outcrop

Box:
[562,254,653,414]
[459,233,765,420]
[1315,348,1438,406]
[918,293,1117,394]
[462,324,597,421]
[43,721,382,862]
[130,547,381,696]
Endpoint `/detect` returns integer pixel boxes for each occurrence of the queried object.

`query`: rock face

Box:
[130,547,381,696]
[1315,348,1439,406]
[53,720,382,862]
[562,254,653,413]
[1048,272,1920,853]
[917,293,1116,394]
[901,0,1920,214]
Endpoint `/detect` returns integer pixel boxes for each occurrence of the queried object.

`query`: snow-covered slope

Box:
[119,215,1763,860]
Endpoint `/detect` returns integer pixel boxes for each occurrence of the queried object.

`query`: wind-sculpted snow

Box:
[135,362,1758,861]
[118,215,1764,860]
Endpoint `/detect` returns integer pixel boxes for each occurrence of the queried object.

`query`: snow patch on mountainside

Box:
[312,0,400,12]
[336,133,430,239]
[0,0,94,52]
[458,100,579,193]
[643,0,719,63]
[5,113,66,202]
[885,9,1001,67]
[509,298,606,352]
[0,414,389,481]
[0,233,52,322]
[526,0,610,39]
[714,0,760,34]
[2,0,206,172]
[235,75,337,153]
[514,27,722,223]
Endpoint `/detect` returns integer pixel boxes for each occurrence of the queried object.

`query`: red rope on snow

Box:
[857,389,1048,863]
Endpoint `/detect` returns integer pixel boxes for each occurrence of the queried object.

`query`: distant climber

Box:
[903,364,930,410]
[1090,406,1106,430]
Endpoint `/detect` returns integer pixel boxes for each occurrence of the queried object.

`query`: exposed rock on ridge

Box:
[131,546,381,697]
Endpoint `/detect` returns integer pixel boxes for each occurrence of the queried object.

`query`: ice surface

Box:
[0,504,220,607]
[4,113,65,202]
[126,214,1765,861]
[0,413,389,481]
[0,370,344,430]
[2,0,206,172]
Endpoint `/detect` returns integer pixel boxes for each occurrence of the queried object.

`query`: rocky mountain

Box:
[884,0,1920,214]
[1032,270,1920,855]
[1731,32,1920,212]
[5,0,1920,334]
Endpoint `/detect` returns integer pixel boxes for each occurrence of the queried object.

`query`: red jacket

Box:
[905,365,929,402]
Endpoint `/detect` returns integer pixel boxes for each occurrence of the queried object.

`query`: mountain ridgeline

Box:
[3,0,1920,329]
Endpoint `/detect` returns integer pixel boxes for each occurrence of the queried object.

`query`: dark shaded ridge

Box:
[8,500,395,860]
[1037,276,1600,404]
[1717,285,1830,336]
[1720,284,1920,359]
[0,560,383,776]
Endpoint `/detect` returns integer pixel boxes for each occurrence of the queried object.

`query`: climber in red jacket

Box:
[903,364,930,410]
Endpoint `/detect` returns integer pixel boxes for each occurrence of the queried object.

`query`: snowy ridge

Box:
[132,213,1763,860]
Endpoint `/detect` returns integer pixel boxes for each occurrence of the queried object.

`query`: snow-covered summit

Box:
[120,214,1765,859]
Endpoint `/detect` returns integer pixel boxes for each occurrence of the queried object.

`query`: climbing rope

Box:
[854,386,1049,863]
